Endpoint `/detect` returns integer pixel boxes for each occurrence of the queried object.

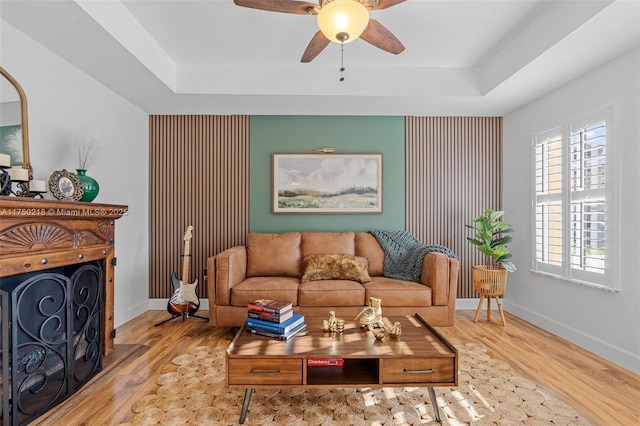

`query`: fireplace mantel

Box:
[0,196,128,354]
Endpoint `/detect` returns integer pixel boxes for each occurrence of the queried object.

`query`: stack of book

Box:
[245,299,306,340]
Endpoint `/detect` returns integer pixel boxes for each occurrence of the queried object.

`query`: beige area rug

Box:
[119,343,584,426]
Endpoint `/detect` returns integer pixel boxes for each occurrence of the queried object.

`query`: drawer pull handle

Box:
[404,368,434,374]
[250,369,280,376]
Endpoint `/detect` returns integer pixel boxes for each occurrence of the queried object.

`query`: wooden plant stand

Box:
[472,265,507,326]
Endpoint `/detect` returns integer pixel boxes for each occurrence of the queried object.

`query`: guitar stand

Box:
[154,312,209,327]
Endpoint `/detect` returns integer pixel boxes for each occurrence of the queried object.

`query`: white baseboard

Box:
[148,298,479,312]
[115,299,149,328]
[148,298,210,311]
[455,298,481,310]
[148,299,475,311]
[504,300,639,374]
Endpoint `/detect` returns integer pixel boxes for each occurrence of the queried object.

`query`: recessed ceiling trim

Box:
[479,0,614,94]
[74,0,176,91]
[176,64,480,97]
[485,1,640,106]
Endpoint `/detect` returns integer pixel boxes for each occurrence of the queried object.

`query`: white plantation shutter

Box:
[568,119,610,286]
[531,108,617,290]
[533,128,564,275]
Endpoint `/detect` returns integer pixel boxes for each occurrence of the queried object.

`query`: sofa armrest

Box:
[207,246,247,306]
[420,252,459,306]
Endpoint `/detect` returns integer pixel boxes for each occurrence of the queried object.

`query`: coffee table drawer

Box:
[383,358,455,384]
[228,359,303,385]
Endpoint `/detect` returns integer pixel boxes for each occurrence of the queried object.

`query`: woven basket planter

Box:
[472,265,508,296]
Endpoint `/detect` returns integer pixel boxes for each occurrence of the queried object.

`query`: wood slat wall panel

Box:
[150,115,498,300]
[149,115,249,299]
[405,117,502,298]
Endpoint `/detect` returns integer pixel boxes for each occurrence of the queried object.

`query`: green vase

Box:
[76,169,99,202]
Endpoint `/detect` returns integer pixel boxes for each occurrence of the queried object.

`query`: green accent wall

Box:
[249,116,405,232]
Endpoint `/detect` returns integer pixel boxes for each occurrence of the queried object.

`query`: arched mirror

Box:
[0,66,31,173]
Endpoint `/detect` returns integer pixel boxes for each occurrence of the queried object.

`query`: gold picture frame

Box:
[0,67,30,170]
[49,169,83,201]
[272,153,383,214]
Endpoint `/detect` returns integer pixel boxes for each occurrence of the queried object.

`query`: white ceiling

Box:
[1,0,639,116]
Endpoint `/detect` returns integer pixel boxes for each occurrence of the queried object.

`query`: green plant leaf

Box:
[467,238,483,246]
[489,210,504,221]
[491,236,513,247]
[478,246,494,257]
[501,260,517,272]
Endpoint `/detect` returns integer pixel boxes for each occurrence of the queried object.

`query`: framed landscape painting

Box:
[272,153,382,214]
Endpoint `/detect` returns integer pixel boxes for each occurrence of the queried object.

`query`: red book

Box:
[247,309,294,323]
[247,299,293,314]
[307,358,344,367]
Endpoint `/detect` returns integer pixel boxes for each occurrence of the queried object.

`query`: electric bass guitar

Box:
[167,225,200,316]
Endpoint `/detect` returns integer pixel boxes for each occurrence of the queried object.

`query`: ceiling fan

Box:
[233,0,406,62]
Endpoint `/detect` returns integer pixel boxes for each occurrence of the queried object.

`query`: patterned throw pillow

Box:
[301,254,372,283]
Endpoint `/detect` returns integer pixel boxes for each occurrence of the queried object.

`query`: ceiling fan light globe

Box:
[317,0,369,44]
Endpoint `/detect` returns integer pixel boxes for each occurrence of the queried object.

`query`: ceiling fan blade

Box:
[301,31,330,62]
[233,0,319,15]
[360,19,405,55]
[371,0,406,10]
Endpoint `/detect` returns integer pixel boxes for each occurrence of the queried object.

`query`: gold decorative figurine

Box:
[354,297,402,340]
[385,321,403,338]
[323,311,345,333]
[354,297,384,330]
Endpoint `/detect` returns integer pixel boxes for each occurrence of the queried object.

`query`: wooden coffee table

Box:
[226,314,458,424]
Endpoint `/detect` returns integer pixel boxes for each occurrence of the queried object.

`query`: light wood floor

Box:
[31,310,639,425]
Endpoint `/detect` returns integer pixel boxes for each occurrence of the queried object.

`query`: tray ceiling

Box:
[1,0,638,115]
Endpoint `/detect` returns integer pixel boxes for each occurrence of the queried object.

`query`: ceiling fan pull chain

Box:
[340,42,345,82]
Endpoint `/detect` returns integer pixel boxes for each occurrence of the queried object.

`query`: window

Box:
[532,108,617,290]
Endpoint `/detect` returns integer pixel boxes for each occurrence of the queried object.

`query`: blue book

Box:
[245,313,305,335]
[246,322,307,341]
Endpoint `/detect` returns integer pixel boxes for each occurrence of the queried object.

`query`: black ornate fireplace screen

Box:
[1,262,103,425]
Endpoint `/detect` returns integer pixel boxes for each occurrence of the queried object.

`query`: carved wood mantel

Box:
[0,196,128,354]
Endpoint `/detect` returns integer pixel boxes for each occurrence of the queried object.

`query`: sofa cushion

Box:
[230,277,299,306]
[301,254,372,284]
[301,232,355,256]
[355,232,385,276]
[298,280,365,306]
[246,232,301,277]
[362,278,432,307]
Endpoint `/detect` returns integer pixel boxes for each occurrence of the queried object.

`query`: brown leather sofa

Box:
[206,231,459,327]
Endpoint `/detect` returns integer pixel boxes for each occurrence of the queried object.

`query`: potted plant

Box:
[466,209,516,325]
[467,209,516,272]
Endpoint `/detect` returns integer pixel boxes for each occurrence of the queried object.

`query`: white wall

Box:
[0,101,20,125]
[1,22,150,327]
[503,47,640,374]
